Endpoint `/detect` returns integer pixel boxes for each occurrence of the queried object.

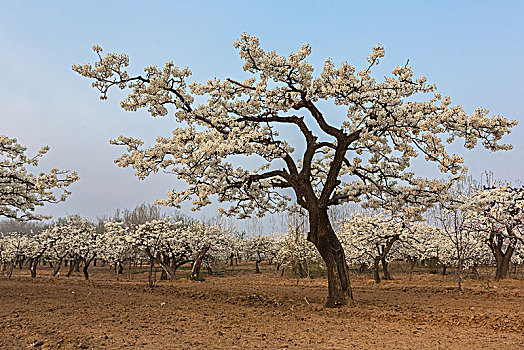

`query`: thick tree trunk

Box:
[488,234,516,281]
[191,243,211,280]
[255,259,261,273]
[308,210,352,307]
[492,246,513,280]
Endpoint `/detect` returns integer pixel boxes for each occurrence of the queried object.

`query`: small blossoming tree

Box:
[74,34,515,307]
[464,185,524,280]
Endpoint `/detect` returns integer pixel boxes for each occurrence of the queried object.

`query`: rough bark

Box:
[308,210,352,307]
[191,243,211,280]
[488,234,515,281]
[147,251,176,280]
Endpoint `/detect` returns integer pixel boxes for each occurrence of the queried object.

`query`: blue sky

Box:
[1,0,523,224]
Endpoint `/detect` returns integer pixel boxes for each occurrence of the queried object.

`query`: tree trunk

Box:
[494,247,514,280]
[53,258,63,276]
[29,258,38,278]
[308,210,352,307]
[148,258,155,289]
[408,257,416,281]
[191,243,211,280]
[297,262,307,279]
[381,258,392,280]
[66,259,76,277]
[7,262,14,278]
[255,259,261,274]
[373,258,381,283]
[83,257,94,280]
[115,262,121,281]
[488,234,516,281]
[457,259,463,291]
[127,259,133,280]
[147,251,176,280]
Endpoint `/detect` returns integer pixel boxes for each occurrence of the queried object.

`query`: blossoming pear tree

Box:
[0,135,79,220]
[275,226,322,278]
[245,234,278,273]
[101,219,135,280]
[339,212,425,283]
[74,34,515,307]
[464,184,524,280]
[0,231,27,278]
[431,179,492,289]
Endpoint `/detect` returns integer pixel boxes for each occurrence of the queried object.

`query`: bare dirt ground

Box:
[1,264,523,349]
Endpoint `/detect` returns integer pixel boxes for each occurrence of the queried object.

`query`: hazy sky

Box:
[1,0,523,224]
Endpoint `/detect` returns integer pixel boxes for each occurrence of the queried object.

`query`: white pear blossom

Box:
[0,135,78,220]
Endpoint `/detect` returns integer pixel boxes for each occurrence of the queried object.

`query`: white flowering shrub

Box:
[0,135,78,220]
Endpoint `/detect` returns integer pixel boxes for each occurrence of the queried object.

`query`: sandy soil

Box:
[1,264,523,349]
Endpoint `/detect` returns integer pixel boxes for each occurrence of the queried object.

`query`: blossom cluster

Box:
[0,135,78,221]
